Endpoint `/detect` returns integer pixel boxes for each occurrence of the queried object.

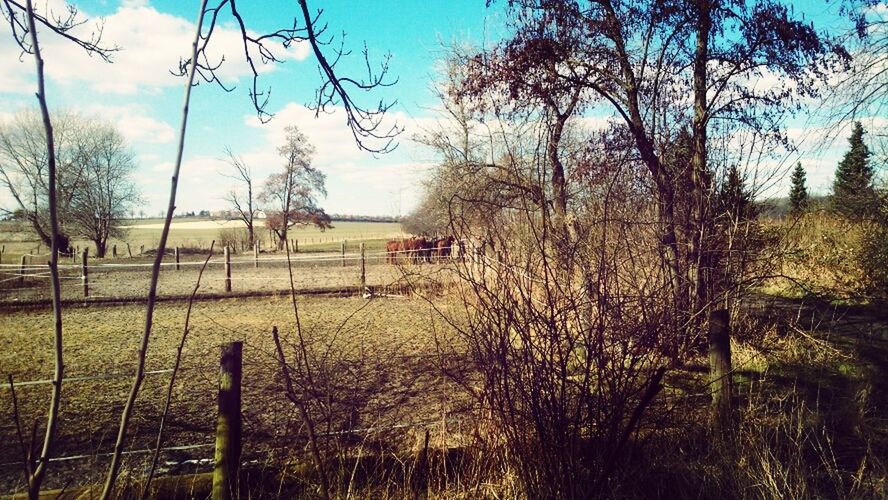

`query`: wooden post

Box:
[341,240,346,267]
[212,341,243,500]
[19,255,26,285]
[360,242,366,290]
[112,244,117,258]
[224,246,232,293]
[293,239,298,253]
[175,247,181,271]
[709,308,733,434]
[81,249,89,297]
[253,242,259,268]
[140,244,144,256]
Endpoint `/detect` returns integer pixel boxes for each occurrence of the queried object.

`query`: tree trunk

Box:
[690,0,713,318]
[94,239,107,259]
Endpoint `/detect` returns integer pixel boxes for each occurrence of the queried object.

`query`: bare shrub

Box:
[217,226,249,252]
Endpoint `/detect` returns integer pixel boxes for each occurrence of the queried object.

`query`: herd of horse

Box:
[386,236,455,263]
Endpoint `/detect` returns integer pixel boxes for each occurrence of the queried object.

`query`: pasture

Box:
[0,219,407,265]
[0,294,463,494]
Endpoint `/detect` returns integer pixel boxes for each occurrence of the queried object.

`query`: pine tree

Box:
[788,162,808,215]
[719,164,754,222]
[832,122,874,219]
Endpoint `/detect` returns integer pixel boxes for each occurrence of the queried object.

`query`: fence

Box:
[0,334,468,496]
[0,243,460,304]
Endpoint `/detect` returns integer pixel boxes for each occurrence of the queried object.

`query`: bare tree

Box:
[0,1,115,498]
[222,147,257,247]
[0,112,138,256]
[259,125,331,250]
[99,1,400,496]
[0,111,83,251]
[67,119,139,257]
[464,0,848,347]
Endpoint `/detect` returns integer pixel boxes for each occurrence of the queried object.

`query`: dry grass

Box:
[0,294,462,494]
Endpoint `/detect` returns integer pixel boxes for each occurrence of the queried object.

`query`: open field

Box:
[0,294,464,494]
[0,219,408,266]
[0,292,885,497]
[0,246,458,304]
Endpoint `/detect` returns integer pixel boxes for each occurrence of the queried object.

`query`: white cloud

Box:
[81,103,175,144]
[235,103,429,215]
[0,1,310,95]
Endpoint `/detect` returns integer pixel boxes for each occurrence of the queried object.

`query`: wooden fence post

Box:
[709,308,733,434]
[253,242,259,269]
[112,244,117,258]
[175,247,180,271]
[341,240,346,267]
[212,341,243,500]
[293,239,298,253]
[224,246,232,293]
[360,242,366,290]
[81,249,89,297]
[140,244,144,256]
[19,255,26,285]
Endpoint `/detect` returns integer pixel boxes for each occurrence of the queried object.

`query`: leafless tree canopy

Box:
[222,147,258,246]
[0,111,139,255]
[176,0,402,153]
[259,125,331,249]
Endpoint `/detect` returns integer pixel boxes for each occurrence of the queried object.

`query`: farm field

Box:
[0,250,448,303]
[0,294,464,494]
[0,219,407,265]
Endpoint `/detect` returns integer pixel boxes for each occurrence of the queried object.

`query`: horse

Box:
[387,237,432,264]
[433,236,455,262]
[386,239,403,264]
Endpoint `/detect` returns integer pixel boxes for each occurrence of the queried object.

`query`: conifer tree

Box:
[719,164,754,222]
[832,122,874,218]
[788,162,809,215]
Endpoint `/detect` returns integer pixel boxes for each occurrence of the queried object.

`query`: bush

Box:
[218,226,249,252]
[859,221,888,303]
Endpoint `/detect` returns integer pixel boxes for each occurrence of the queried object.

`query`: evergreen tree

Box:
[788,162,809,215]
[719,165,754,222]
[832,122,874,218]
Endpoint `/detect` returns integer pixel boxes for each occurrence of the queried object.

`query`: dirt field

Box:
[0,219,408,272]
[0,249,456,304]
[0,293,463,494]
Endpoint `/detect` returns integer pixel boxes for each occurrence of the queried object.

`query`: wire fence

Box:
[0,245,461,304]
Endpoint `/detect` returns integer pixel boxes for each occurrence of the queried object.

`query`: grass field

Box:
[0,219,408,266]
[0,294,460,493]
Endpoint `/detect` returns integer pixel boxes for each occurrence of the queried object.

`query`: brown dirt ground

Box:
[0,292,465,494]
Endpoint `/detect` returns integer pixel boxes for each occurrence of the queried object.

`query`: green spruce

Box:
[788,162,809,215]
[832,122,874,219]
[719,164,754,222]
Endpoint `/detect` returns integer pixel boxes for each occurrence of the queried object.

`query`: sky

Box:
[0,1,884,217]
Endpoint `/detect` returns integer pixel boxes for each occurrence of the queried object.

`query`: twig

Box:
[141,241,216,498]
[22,2,64,497]
[6,374,32,487]
[100,2,209,498]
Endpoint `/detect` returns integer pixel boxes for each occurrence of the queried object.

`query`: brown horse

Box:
[386,239,402,264]
[388,237,433,264]
[433,236,455,261]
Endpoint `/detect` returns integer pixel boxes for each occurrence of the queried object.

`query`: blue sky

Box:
[0,1,883,217]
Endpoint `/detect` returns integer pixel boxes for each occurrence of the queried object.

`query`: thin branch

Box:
[141,241,216,499]
[100,2,209,498]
